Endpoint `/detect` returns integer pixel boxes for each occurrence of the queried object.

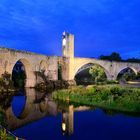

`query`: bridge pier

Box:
[25,78,36,88]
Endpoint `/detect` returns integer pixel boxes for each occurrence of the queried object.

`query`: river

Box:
[0,88,140,140]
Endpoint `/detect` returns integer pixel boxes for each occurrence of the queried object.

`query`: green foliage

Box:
[106,80,119,84]
[89,65,106,83]
[0,129,15,140]
[0,110,14,140]
[0,72,14,89]
[122,72,136,81]
[53,85,140,112]
[0,111,6,126]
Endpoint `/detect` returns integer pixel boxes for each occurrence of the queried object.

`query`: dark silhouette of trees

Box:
[99,52,140,63]
[125,58,140,63]
[99,52,122,61]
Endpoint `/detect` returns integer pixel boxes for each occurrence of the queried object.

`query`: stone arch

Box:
[115,66,138,80]
[74,62,111,80]
[11,58,36,87]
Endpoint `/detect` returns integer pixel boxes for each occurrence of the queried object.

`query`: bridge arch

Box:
[115,66,138,80]
[11,58,36,87]
[74,62,111,82]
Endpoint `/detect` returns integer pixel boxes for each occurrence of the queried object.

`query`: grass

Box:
[52,85,140,113]
[0,129,15,140]
[0,111,14,140]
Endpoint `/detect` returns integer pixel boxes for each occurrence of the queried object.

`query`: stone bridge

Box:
[0,48,58,87]
[0,32,140,87]
[72,57,140,80]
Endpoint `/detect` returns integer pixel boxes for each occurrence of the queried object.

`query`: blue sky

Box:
[0,0,140,59]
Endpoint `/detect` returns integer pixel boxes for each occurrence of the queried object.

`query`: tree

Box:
[110,52,122,61]
[0,72,14,89]
[125,58,140,63]
[99,52,122,61]
[99,55,110,60]
[122,72,136,81]
[89,65,106,83]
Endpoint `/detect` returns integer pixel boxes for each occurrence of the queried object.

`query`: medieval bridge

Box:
[0,32,140,87]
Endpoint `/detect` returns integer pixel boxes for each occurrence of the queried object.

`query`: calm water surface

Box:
[1,88,140,140]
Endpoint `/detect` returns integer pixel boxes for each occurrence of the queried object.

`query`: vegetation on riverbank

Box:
[52,85,140,113]
[0,129,14,140]
[0,110,5,126]
[0,111,12,139]
[0,106,15,140]
[0,72,16,93]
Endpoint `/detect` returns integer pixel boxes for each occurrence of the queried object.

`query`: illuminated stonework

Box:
[0,32,140,87]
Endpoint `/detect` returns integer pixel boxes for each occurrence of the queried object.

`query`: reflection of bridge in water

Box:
[5,89,57,130]
[4,89,93,135]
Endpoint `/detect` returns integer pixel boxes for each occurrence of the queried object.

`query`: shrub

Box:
[0,72,14,89]
[52,85,140,112]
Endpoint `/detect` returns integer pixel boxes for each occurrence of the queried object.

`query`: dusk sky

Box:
[0,0,140,59]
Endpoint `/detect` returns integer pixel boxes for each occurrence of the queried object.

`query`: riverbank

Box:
[0,88,16,93]
[35,80,76,91]
[52,85,140,113]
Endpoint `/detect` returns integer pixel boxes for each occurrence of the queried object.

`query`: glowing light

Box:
[62,123,66,131]
[63,38,66,46]
[63,31,66,36]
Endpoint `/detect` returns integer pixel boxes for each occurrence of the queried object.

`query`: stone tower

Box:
[62,31,74,58]
[62,32,75,80]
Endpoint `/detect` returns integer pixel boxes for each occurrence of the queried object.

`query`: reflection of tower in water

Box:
[61,105,74,135]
